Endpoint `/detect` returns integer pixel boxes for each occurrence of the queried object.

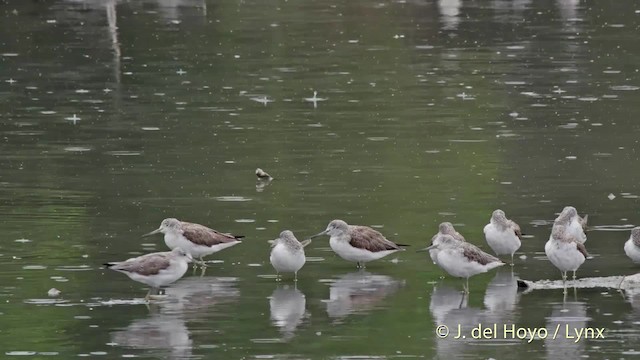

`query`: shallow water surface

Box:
[1,0,640,358]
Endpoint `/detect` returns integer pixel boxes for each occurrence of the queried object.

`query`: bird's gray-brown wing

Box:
[108,252,171,276]
[579,214,588,230]
[576,241,589,259]
[462,243,501,265]
[509,220,523,240]
[349,226,402,252]
[182,222,243,247]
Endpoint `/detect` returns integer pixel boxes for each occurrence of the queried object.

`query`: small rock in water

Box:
[48,288,61,297]
[255,168,273,180]
[608,193,616,200]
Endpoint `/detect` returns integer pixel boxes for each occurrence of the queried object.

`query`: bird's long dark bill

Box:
[142,228,161,237]
[309,230,328,239]
[417,245,436,252]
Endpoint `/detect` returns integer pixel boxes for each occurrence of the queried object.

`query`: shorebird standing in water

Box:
[269,230,311,282]
[420,234,505,293]
[311,219,408,269]
[104,247,192,300]
[545,223,588,293]
[624,227,640,263]
[143,218,243,269]
[483,209,522,266]
[429,222,466,265]
[553,206,588,243]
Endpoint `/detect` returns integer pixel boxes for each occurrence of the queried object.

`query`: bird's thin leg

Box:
[145,288,151,301]
[458,292,466,308]
[572,270,577,281]
[463,278,470,294]
[294,271,298,282]
[276,272,280,282]
[510,253,515,267]
[562,271,568,294]
[361,262,366,270]
[356,262,361,269]
[199,257,208,268]
[200,265,207,277]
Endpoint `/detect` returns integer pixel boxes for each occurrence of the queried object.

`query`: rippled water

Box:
[1,0,640,358]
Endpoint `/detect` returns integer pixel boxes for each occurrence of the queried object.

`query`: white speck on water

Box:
[64,146,92,153]
[48,288,61,297]
[316,331,322,336]
[500,181,512,185]
[521,91,540,97]
[141,127,160,131]
[611,85,639,91]
[6,351,37,356]
[504,81,526,85]
[23,265,47,270]
[105,151,141,156]
[591,123,603,126]
[235,219,255,223]
[559,122,578,129]
[65,114,81,124]
[171,20,181,25]
[1,53,18,57]
[75,89,89,94]
[89,352,107,356]
[519,255,527,260]
[267,220,279,223]
[608,193,616,200]
[224,160,235,164]
[565,156,577,160]
[247,263,262,267]
[14,239,31,243]
[215,196,252,202]
[40,110,56,115]
[367,137,389,141]
[74,316,92,320]
[578,97,599,102]
[176,69,186,75]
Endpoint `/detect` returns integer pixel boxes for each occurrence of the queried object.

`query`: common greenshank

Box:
[422,234,505,293]
[269,230,311,282]
[544,223,588,292]
[143,218,243,268]
[624,227,640,263]
[311,219,407,268]
[104,247,192,300]
[429,222,466,265]
[483,209,522,265]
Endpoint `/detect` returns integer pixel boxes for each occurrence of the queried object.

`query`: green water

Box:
[1,0,640,358]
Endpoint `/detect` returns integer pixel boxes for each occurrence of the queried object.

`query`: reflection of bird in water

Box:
[483,268,519,315]
[110,312,192,359]
[482,269,521,335]
[323,271,404,321]
[545,300,588,360]
[161,276,240,315]
[110,277,239,358]
[429,284,483,359]
[269,285,308,340]
[429,284,468,324]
